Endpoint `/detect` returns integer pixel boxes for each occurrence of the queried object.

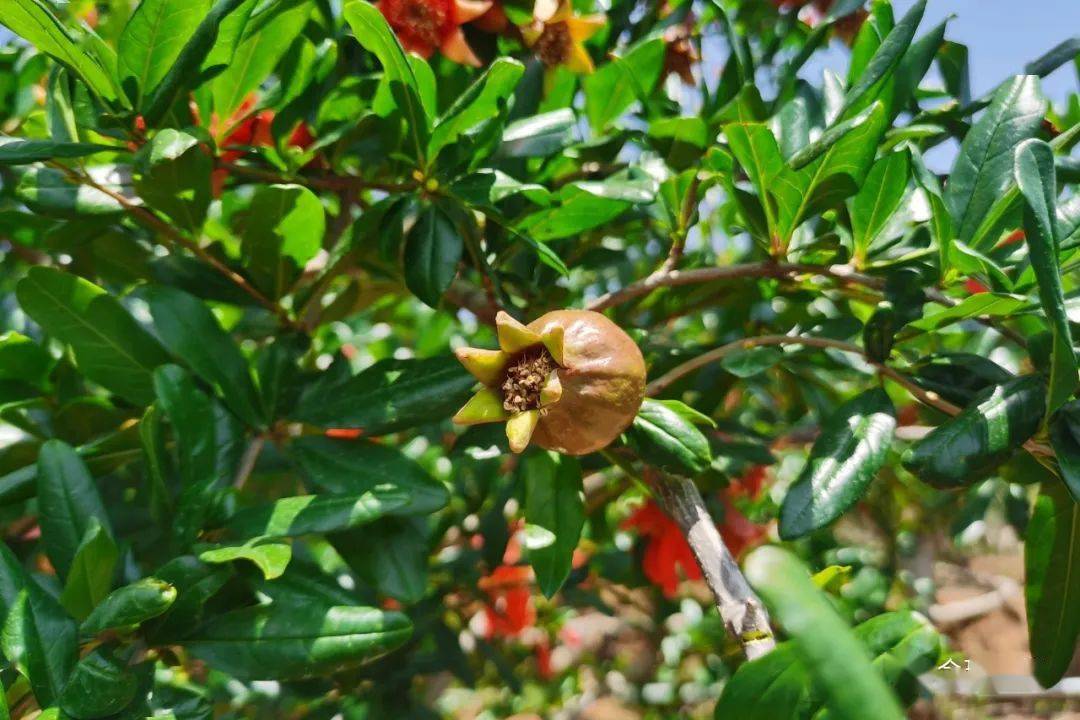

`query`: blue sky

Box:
[895,0,1080,102]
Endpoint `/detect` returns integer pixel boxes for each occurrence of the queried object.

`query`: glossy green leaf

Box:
[60,647,137,719]
[626,398,712,476]
[134,129,211,233]
[0,544,78,707]
[1025,480,1080,688]
[715,611,942,720]
[850,151,909,262]
[744,546,905,720]
[153,365,218,490]
[334,517,429,603]
[910,353,1013,408]
[81,578,177,635]
[0,136,115,165]
[787,104,883,171]
[144,285,264,427]
[523,452,584,598]
[1025,36,1080,77]
[429,58,524,160]
[242,184,326,300]
[1051,402,1080,502]
[1015,139,1077,413]
[292,355,476,435]
[211,0,313,117]
[60,520,118,621]
[290,435,449,515]
[147,556,231,641]
[118,0,211,107]
[946,76,1047,246]
[224,490,411,541]
[142,0,251,123]
[497,109,575,158]
[0,332,51,387]
[780,389,896,539]
[13,165,133,218]
[200,538,292,580]
[404,203,463,308]
[584,37,666,131]
[905,293,1026,334]
[0,0,118,101]
[837,0,925,118]
[37,440,112,579]
[902,376,1045,488]
[16,268,169,406]
[182,604,412,680]
[343,0,428,159]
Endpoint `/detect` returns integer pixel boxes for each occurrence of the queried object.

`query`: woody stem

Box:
[651,472,776,661]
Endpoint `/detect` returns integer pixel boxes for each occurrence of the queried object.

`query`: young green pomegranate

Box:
[453,310,647,455]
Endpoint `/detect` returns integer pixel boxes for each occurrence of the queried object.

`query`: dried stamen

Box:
[501,348,556,413]
[534,23,573,67]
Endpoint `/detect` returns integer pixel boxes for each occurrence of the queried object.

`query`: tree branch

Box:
[586,262,882,312]
[651,472,776,660]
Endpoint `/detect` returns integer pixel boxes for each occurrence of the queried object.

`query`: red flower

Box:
[377,0,491,66]
[964,277,989,295]
[621,501,701,597]
[478,564,535,638]
[210,102,318,196]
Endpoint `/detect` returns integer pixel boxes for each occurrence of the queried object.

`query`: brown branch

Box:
[587,262,883,312]
[652,472,776,660]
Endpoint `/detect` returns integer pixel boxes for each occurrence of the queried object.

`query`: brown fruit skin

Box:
[526,310,646,455]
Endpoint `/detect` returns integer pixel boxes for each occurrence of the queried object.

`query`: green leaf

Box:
[290,435,449,515]
[60,647,137,719]
[626,398,712,476]
[224,490,411,541]
[60,520,119,621]
[1015,139,1077,413]
[405,204,464,308]
[905,293,1026,334]
[1025,36,1080,78]
[523,452,584,598]
[0,0,118,102]
[36,440,112,579]
[0,136,115,165]
[780,389,896,539]
[200,538,292,580]
[343,0,428,160]
[497,109,575,159]
[910,353,1013,408]
[142,0,252,124]
[242,184,326,300]
[182,603,412,680]
[584,37,666,131]
[211,0,313,117]
[292,355,476,435]
[134,129,211,233]
[0,544,78,708]
[1025,480,1080,688]
[333,518,429,604]
[13,165,134,218]
[429,58,524,161]
[153,365,219,490]
[946,76,1047,246]
[81,578,177,635]
[720,346,782,378]
[117,0,212,107]
[716,611,942,720]
[743,547,905,720]
[144,285,264,427]
[146,556,231,641]
[850,151,910,261]
[837,0,926,118]
[773,103,888,241]
[1051,403,1080,502]
[787,103,884,171]
[902,376,1046,488]
[0,332,52,387]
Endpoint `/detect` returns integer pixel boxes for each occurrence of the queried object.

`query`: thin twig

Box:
[233,436,266,490]
[219,162,414,193]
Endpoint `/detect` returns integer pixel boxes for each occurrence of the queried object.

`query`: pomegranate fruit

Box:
[453,310,646,455]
